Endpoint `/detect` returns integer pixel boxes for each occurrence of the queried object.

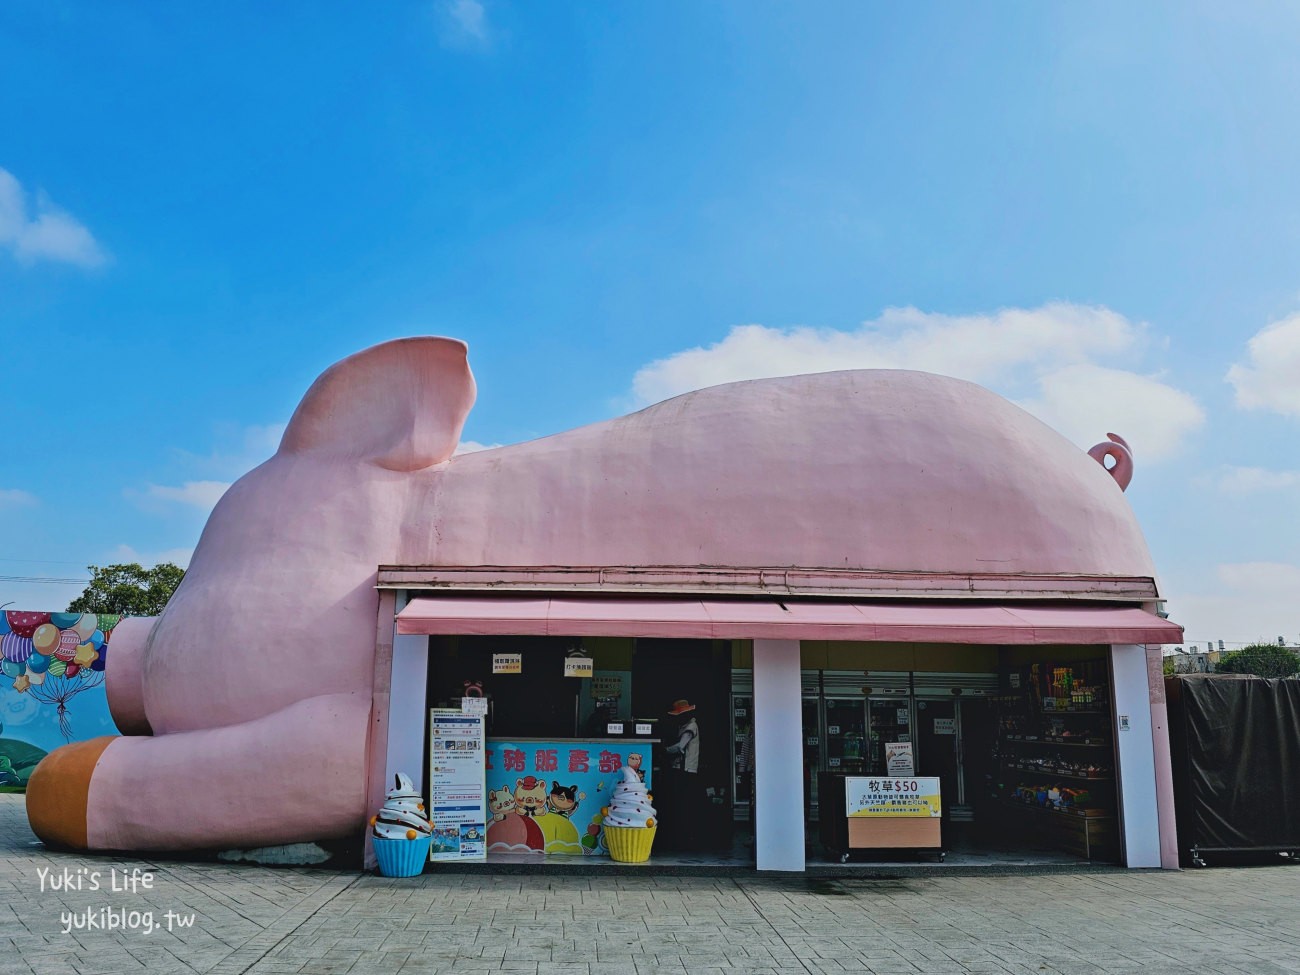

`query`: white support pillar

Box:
[385,593,430,794]
[1146,645,1181,869]
[1111,644,1161,868]
[753,638,805,871]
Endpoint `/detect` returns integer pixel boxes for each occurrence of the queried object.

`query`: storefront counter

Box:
[484,738,656,855]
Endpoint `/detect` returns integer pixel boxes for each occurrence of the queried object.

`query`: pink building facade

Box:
[27,337,1181,870]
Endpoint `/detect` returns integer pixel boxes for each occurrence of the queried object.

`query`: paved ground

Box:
[3,796,1300,975]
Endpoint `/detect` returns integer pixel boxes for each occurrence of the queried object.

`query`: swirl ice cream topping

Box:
[602,765,657,828]
[371,772,432,840]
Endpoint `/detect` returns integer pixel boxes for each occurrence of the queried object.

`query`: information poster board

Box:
[845,776,942,818]
[428,708,487,861]
[885,741,915,776]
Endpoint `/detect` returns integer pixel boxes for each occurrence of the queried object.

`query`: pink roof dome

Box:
[413,367,1157,582]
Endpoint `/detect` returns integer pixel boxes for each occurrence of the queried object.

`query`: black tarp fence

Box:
[1165,674,1300,865]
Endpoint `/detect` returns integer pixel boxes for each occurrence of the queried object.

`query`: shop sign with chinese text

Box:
[563,655,594,678]
[492,653,521,674]
[484,740,654,856]
[845,776,941,818]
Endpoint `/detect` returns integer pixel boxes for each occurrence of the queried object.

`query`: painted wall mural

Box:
[0,611,116,791]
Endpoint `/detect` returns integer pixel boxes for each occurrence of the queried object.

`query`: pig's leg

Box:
[103,616,156,735]
[27,693,369,851]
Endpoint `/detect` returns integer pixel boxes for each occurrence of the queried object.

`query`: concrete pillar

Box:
[753,638,805,871]
[1111,644,1161,868]
[385,593,430,794]
[1146,645,1180,869]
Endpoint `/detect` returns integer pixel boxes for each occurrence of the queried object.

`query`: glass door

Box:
[824,697,868,777]
[867,697,913,775]
[803,696,821,818]
[915,698,958,789]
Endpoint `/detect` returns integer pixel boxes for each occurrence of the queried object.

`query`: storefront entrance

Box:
[424,634,734,857]
[389,592,1179,871]
[730,650,1120,865]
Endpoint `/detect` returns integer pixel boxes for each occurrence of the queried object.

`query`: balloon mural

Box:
[1,611,115,742]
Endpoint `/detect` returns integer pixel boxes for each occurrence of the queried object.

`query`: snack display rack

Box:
[990,662,1119,862]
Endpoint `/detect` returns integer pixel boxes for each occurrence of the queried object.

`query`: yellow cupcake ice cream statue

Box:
[601,765,658,863]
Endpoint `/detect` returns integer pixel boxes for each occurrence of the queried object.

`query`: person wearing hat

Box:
[664,699,700,773]
[660,698,704,851]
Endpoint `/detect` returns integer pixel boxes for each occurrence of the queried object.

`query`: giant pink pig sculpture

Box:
[27,336,1152,852]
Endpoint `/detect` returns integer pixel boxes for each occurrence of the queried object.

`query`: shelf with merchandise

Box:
[1004,735,1110,747]
[992,660,1119,862]
[1004,761,1112,782]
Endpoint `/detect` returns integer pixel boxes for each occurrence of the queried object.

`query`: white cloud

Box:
[1017,364,1204,462]
[0,488,37,507]
[1169,562,1300,648]
[242,422,287,456]
[437,0,489,46]
[1217,561,1300,592]
[1212,466,1300,494]
[1227,314,1300,418]
[0,167,107,268]
[631,303,1202,460]
[131,422,281,520]
[110,544,194,569]
[144,481,230,510]
[165,421,285,480]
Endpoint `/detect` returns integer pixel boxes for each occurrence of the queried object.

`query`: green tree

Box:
[67,563,186,616]
[1215,643,1300,679]
[1162,655,1177,677]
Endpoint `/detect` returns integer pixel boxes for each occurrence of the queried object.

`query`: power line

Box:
[0,575,89,585]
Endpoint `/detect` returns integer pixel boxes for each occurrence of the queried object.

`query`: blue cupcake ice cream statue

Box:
[370,773,433,876]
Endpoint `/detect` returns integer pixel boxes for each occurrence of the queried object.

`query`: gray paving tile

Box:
[5,795,1300,975]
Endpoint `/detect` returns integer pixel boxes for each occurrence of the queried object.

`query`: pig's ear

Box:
[279,337,476,471]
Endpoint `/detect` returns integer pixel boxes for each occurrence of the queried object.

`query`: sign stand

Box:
[428,708,488,861]
[817,773,944,863]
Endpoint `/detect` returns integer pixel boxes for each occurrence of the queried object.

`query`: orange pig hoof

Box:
[25,736,116,850]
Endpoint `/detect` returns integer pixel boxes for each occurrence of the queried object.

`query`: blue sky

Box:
[2,1,1299,649]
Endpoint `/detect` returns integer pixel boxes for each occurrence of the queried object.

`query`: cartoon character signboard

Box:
[484,740,653,855]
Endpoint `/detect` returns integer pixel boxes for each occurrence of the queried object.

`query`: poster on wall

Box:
[492,653,521,674]
[885,741,915,776]
[484,740,653,856]
[427,708,487,861]
[563,655,594,678]
[845,776,942,818]
[577,670,632,727]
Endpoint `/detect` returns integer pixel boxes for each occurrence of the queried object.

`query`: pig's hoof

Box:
[26,736,116,850]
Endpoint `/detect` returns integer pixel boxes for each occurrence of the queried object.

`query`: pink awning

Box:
[396,595,1182,645]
